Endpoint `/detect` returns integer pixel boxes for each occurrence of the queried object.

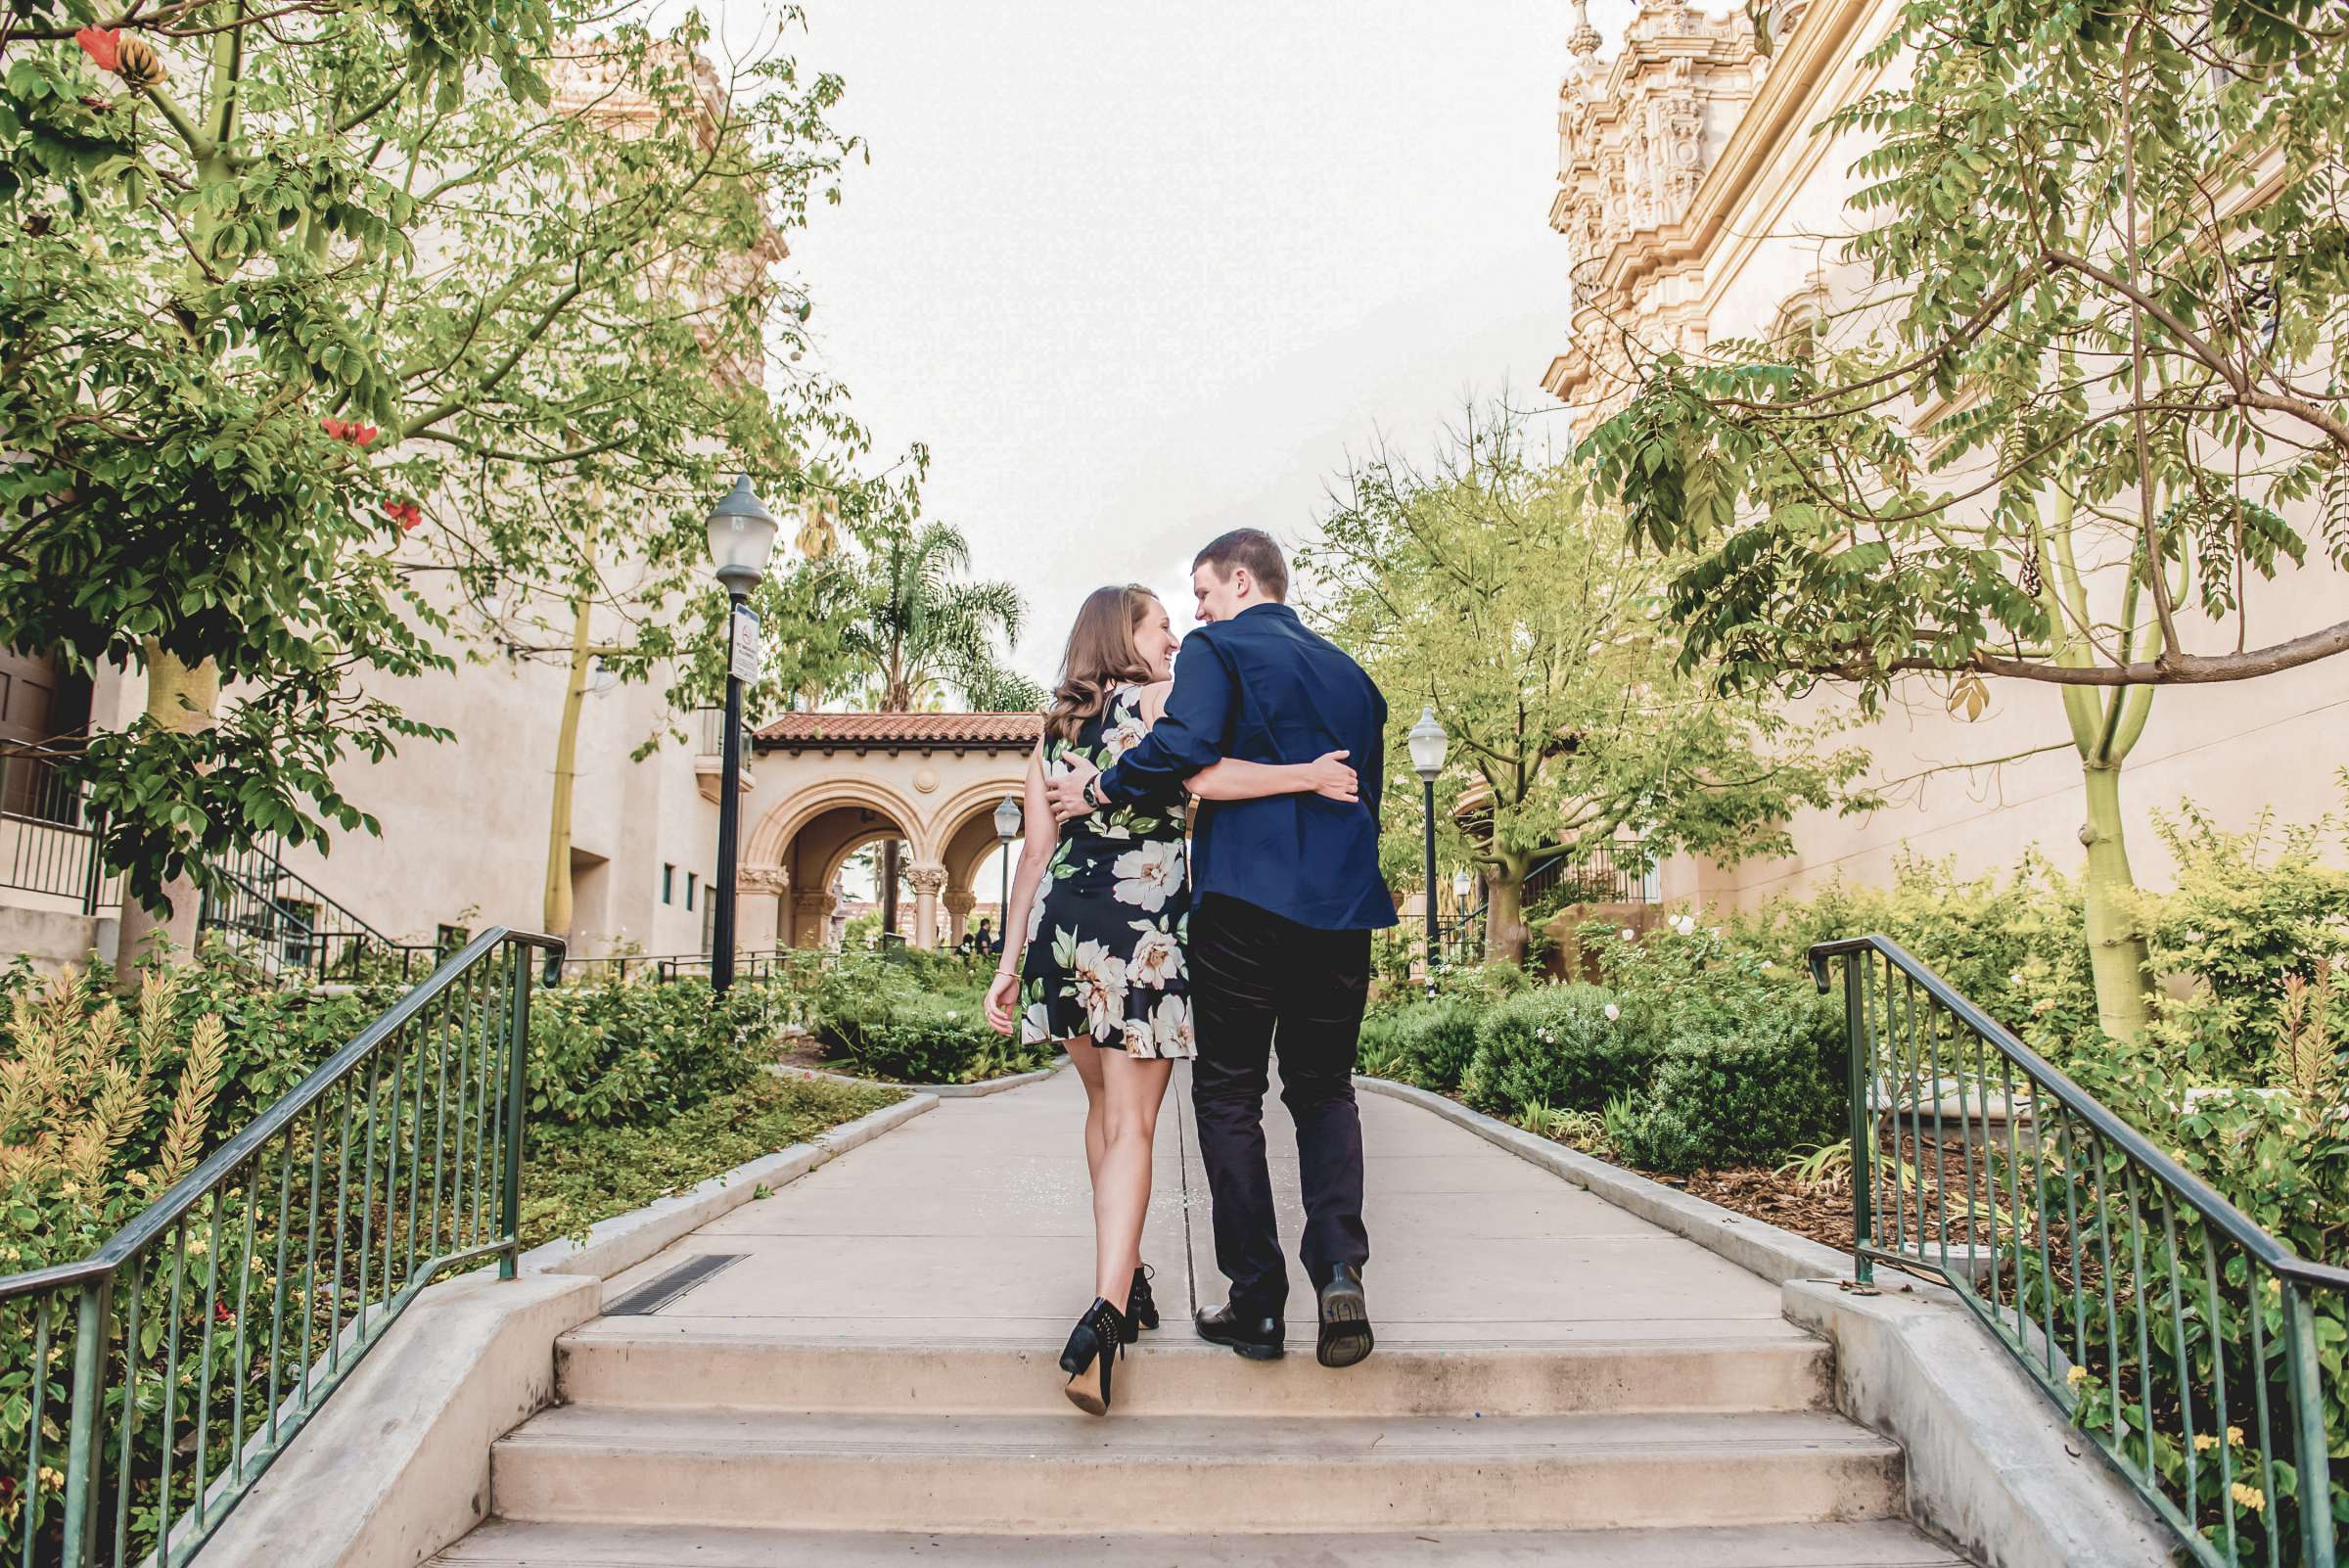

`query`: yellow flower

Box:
[2226,1426,2243,1446]
[37,1467,63,1491]
[2195,1433,2218,1452]
[2065,1364,2090,1387]
[2231,1482,2265,1513]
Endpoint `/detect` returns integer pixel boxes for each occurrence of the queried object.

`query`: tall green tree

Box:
[0,2,863,920]
[1305,405,1872,963]
[1584,0,2349,1038]
[837,512,1039,932]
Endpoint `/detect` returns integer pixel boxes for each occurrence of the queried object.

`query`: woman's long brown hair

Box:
[1046,584,1159,744]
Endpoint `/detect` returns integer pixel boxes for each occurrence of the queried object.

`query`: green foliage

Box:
[839,516,1040,711]
[1611,1008,1840,1174]
[1301,401,1872,959]
[520,1073,899,1249]
[2128,796,2349,1082]
[1378,1000,1485,1093]
[0,4,873,903]
[527,979,777,1129]
[1583,0,2349,714]
[1463,985,1653,1116]
[800,950,1048,1084]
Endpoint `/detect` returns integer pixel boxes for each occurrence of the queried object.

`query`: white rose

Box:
[1603,1003,1620,1021]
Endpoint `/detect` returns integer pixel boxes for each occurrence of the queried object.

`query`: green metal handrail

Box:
[0,927,564,1567]
[1810,934,2346,1568]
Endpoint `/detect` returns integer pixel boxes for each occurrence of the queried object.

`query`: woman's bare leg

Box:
[1065,1038,1107,1187]
[1092,1051,1174,1310]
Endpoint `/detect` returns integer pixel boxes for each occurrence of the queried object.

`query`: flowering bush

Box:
[1462,985,1652,1117]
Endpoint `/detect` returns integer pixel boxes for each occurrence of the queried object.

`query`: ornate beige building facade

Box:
[1544,0,2348,908]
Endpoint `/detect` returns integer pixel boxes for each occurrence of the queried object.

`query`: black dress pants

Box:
[1189,893,1372,1314]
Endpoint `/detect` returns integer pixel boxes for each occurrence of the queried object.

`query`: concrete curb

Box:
[1785,1279,2173,1568]
[205,1272,602,1568]
[1355,1076,1853,1283]
[1357,1075,2174,1568]
[767,1053,1069,1099]
[517,1092,936,1283]
[222,1089,944,1568]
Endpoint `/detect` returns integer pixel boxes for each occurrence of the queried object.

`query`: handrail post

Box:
[60,1275,109,1567]
[2281,1278,2338,1566]
[79,803,108,917]
[1842,954,1875,1287]
[498,944,533,1279]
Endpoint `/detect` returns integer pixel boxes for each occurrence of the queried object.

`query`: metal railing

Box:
[1810,934,2346,1568]
[197,843,437,984]
[553,949,801,987]
[0,750,118,913]
[1428,841,1662,966]
[0,927,563,1567]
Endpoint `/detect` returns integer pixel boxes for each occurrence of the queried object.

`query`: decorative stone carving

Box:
[905,863,949,898]
[791,889,836,917]
[1547,0,1765,429]
[738,864,791,896]
[912,765,941,795]
[942,887,979,917]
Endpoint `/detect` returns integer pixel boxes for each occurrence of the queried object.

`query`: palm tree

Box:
[839,520,1042,934]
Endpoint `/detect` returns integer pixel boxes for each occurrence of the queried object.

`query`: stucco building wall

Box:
[1545,0,2349,913]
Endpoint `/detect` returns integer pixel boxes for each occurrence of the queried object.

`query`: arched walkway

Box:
[738,713,1038,950]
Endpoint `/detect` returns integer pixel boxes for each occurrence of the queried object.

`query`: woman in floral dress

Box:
[985,583,1358,1414]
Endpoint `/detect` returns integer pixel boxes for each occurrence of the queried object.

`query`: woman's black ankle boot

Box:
[1059,1297,1127,1416]
[1127,1265,1159,1339]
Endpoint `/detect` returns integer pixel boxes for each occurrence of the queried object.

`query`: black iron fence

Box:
[0,750,118,914]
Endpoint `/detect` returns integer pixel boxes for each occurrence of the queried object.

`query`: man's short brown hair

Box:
[1192,529,1289,602]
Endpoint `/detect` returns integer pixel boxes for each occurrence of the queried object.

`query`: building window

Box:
[686,871,697,911]
[661,863,675,904]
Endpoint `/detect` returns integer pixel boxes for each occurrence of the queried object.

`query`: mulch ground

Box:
[1644,1166,1858,1252]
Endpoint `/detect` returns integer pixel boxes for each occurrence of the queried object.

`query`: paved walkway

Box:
[589,1063,1806,1353]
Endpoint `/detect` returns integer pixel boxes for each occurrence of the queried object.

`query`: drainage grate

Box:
[603,1252,746,1316]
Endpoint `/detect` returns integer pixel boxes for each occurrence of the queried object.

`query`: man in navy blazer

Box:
[1045,529,1396,1368]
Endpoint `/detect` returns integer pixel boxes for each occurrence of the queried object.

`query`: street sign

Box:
[728,605,762,685]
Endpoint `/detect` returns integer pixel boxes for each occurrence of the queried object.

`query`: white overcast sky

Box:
[706,0,1637,687]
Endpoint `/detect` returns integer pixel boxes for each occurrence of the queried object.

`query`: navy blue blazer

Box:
[1097,602,1397,932]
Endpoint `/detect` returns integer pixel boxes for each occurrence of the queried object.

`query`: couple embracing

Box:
[983,529,1396,1416]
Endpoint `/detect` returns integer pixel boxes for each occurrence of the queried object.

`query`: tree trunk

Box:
[542,592,594,941]
[2079,761,2153,1040]
[115,645,217,984]
[1485,864,1528,966]
[879,838,902,938]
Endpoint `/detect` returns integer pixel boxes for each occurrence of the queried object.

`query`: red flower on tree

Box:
[73,27,121,73]
[321,418,379,447]
[384,500,424,532]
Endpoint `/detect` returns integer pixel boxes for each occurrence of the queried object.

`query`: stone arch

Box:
[928,778,1031,948]
[745,776,932,869]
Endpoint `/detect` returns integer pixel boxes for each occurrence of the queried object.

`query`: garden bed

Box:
[518,1073,900,1249]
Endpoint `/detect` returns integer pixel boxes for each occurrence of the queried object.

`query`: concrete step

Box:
[556,1325,1835,1416]
[488,1406,1907,1534]
[438,1518,1970,1566]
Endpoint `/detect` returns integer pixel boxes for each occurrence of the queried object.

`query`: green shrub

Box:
[1462,984,1654,1115]
[1367,1000,1483,1090]
[1611,1008,1840,1173]
[528,979,775,1128]
[801,950,1041,1084]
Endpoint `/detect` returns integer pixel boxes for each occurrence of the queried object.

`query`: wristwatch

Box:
[1085,771,1109,807]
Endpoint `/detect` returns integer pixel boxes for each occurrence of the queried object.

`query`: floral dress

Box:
[1020,685,1196,1058]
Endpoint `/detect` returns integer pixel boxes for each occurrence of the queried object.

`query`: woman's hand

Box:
[1303,750,1358,802]
[984,969,1021,1036]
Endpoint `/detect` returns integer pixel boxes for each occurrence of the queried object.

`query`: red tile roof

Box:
[753,712,1043,750]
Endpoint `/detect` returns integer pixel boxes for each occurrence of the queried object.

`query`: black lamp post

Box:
[706,475,778,995]
[1406,706,1449,998]
[992,795,1022,955]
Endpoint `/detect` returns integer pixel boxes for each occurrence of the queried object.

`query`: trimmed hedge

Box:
[1462,984,1656,1116]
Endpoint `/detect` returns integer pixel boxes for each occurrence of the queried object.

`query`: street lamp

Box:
[1451,867,1476,966]
[992,795,1022,956]
[706,476,778,994]
[1406,707,1449,996]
